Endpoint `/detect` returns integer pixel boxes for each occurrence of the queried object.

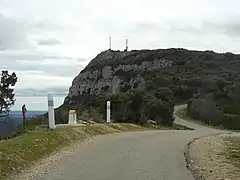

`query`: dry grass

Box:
[223,136,240,169]
[188,135,240,180]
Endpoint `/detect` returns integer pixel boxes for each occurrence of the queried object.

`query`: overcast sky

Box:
[0,0,240,98]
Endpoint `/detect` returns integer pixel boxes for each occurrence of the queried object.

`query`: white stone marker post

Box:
[68,110,77,125]
[48,94,55,129]
[106,101,111,123]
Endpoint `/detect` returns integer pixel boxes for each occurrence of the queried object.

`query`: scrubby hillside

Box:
[58,48,240,129]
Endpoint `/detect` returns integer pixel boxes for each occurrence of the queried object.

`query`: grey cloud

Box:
[89,18,132,35]
[90,19,162,37]
[38,38,61,46]
[1,60,85,77]
[15,87,68,97]
[0,13,28,50]
[166,16,240,38]
[0,52,86,77]
[131,21,160,33]
[204,16,240,37]
[0,14,66,50]
[30,21,66,31]
[129,18,238,38]
[167,21,205,34]
[0,52,84,61]
[129,20,208,36]
[224,22,240,36]
[42,65,84,77]
[25,21,68,35]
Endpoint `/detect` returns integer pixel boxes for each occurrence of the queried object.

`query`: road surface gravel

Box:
[13,105,228,180]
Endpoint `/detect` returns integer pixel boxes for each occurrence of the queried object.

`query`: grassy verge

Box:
[0,122,190,179]
[223,136,240,170]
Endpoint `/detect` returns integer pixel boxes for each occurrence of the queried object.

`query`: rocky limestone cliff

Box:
[65,49,174,103]
[57,48,240,127]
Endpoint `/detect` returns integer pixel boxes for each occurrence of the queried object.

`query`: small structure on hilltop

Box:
[124,38,128,51]
[109,36,112,50]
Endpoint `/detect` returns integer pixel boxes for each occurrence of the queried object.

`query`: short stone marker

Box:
[68,110,77,125]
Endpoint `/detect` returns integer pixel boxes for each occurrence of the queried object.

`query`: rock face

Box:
[58,48,240,127]
[65,49,173,103]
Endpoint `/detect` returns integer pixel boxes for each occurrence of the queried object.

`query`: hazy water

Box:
[0,96,65,135]
[12,96,66,111]
[0,110,47,134]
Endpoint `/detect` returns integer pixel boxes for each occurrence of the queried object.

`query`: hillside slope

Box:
[58,48,240,128]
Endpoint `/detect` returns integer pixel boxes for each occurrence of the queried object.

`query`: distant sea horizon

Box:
[0,96,65,134]
[12,96,65,111]
[0,110,47,135]
[8,110,47,124]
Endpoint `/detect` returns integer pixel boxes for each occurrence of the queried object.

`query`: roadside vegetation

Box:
[176,106,239,131]
[175,107,213,127]
[57,89,176,126]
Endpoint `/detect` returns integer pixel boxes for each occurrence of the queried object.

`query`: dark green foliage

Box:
[96,72,103,81]
[187,97,240,130]
[102,85,110,92]
[0,71,18,113]
[65,48,240,129]
[114,70,139,81]
[144,94,174,125]
[133,81,139,88]
[155,87,173,102]
[173,85,193,101]
[98,90,174,125]
[27,115,48,126]
[120,83,131,92]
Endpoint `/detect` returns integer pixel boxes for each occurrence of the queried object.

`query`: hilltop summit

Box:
[59,48,240,129]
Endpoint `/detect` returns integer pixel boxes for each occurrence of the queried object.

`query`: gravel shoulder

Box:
[175,105,240,180]
[186,133,240,180]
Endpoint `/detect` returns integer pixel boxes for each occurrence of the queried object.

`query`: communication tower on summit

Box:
[109,36,112,50]
[124,38,128,51]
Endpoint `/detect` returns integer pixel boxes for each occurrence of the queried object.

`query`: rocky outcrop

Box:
[65,49,173,103]
[58,48,240,128]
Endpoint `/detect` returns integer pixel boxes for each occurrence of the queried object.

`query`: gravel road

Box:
[16,105,227,180]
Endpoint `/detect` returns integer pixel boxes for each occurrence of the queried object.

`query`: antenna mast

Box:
[124,38,128,51]
[109,36,112,50]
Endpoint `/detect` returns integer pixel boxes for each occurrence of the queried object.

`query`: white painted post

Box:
[48,94,55,129]
[107,101,111,123]
[68,110,77,125]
